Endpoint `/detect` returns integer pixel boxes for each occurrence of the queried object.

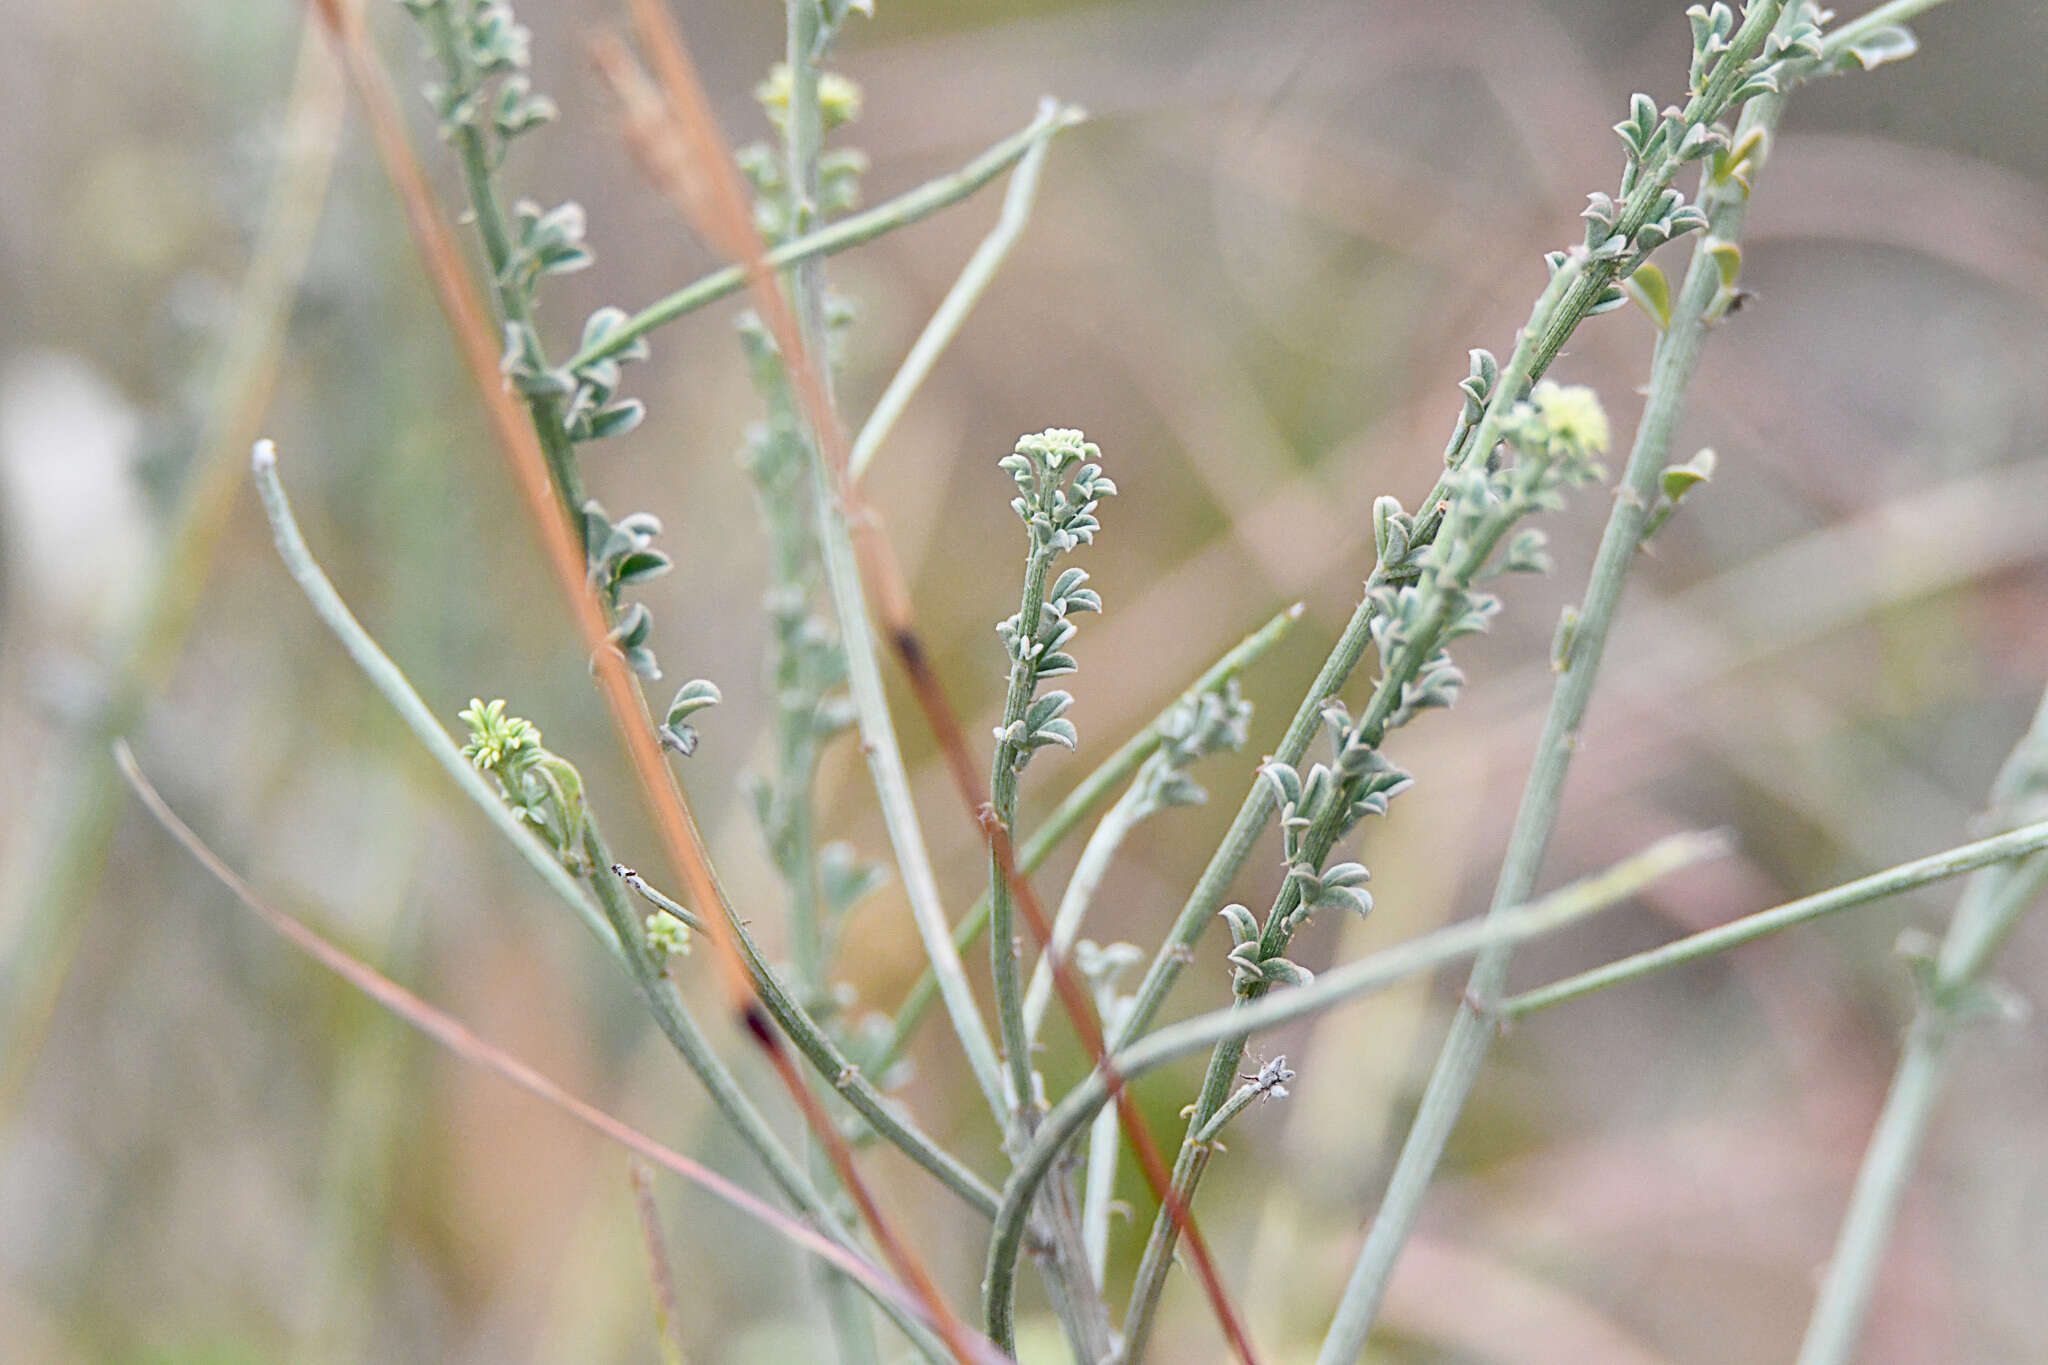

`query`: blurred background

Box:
[4,0,2047,1361]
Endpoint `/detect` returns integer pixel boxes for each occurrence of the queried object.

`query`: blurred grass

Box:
[3,1,2046,1361]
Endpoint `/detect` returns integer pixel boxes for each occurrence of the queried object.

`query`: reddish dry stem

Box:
[303,5,970,1356]
[603,3,1264,1357]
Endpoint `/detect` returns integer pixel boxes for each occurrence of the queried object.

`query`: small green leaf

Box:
[1219,903,1259,946]
[1624,262,1672,332]
[1841,24,1917,72]
[666,678,723,724]
[1660,447,1717,502]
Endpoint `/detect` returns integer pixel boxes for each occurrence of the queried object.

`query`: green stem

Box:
[979,831,1725,1340]
[776,22,977,1357]
[565,103,1084,373]
[1021,773,1149,1045]
[1795,1012,1955,1365]
[874,604,1300,1077]
[252,443,627,960]
[617,867,1001,1220]
[1796,685,2048,1365]
[1107,251,1591,1066]
[1121,257,1593,1361]
[990,542,1060,1121]
[847,100,1061,483]
[575,820,952,1364]
[1501,816,2048,1018]
[788,147,1012,1132]
[1318,30,1799,1346]
[418,1,586,519]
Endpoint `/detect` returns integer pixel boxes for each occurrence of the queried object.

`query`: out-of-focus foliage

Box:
[3,2,2046,1362]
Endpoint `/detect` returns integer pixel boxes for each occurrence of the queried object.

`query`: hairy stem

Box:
[991,542,1062,1120]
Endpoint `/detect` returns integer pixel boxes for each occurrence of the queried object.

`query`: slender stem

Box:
[1121,256,1594,1360]
[1796,686,2048,1365]
[1317,14,1810,1347]
[979,490,1119,1359]
[990,542,1061,1121]
[252,444,626,959]
[1795,1013,1953,1365]
[565,103,1083,372]
[876,604,1301,1075]
[116,741,959,1365]
[980,831,1725,1336]
[627,1158,690,1365]
[1022,776,1148,1045]
[779,17,881,1355]
[1108,250,1594,1065]
[1081,1098,1121,1290]
[417,0,586,518]
[580,820,959,1363]
[800,191,1011,1131]
[1502,816,2048,1017]
[618,867,1002,1221]
[848,101,1060,483]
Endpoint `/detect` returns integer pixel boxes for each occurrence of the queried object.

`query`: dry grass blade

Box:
[608,4,1262,1358]
[298,5,971,1355]
[629,1157,690,1365]
[110,741,994,1356]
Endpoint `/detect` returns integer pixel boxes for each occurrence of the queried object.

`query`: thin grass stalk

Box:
[302,8,975,1351]
[616,867,1001,1220]
[1315,47,1801,1360]
[847,102,1061,483]
[1117,253,1594,1360]
[253,445,628,956]
[1796,686,2048,1365]
[1501,814,2048,1018]
[628,1158,691,1365]
[565,103,1080,373]
[983,831,1727,1333]
[613,9,1256,1355]
[114,744,985,1365]
[0,17,345,1115]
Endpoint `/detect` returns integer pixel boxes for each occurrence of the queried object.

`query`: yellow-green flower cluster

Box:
[755,63,863,134]
[459,698,541,771]
[1520,381,1611,463]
